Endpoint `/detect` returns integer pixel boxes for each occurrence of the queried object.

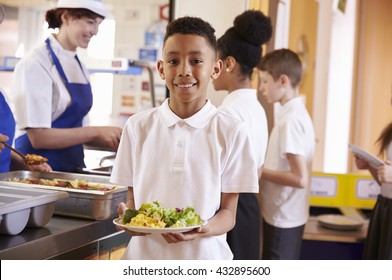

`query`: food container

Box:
[0,171,128,221]
[0,185,68,235]
[82,165,112,176]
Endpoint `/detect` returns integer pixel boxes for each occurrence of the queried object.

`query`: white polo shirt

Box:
[110,99,259,260]
[12,35,90,138]
[261,97,315,228]
[218,88,268,175]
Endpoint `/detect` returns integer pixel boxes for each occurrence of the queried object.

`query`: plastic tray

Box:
[0,185,68,235]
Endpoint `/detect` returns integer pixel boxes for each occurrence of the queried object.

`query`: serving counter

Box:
[304,216,368,243]
[0,210,369,260]
[300,206,369,259]
[0,215,130,260]
[0,172,374,260]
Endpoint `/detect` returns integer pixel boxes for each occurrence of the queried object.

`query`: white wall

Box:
[313,0,357,173]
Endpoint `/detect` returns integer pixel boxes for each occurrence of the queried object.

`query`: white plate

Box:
[113,217,207,234]
[317,214,364,231]
[348,144,384,168]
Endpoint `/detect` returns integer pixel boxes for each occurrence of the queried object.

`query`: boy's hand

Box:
[115,202,150,236]
[117,201,127,217]
[161,223,209,243]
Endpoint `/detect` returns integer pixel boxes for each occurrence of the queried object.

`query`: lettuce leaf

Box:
[129,201,202,228]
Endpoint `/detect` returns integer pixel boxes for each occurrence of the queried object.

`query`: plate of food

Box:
[113,218,207,233]
[317,214,364,231]
[113,201,206,234]
[348,144,384,168]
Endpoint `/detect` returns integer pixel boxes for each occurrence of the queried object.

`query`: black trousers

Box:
[262,220,304,260]
[227,193,261,260]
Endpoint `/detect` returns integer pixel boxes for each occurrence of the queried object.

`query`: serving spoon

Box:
[1,141,48,165]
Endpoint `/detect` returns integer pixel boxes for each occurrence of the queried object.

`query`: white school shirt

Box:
[110,99,259,260]
[12,35,90,138]
[261,97,315,228]
[218,88,268,175]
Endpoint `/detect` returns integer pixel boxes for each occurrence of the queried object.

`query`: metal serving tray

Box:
[0,171,128,221]
[82,165,112,176]
[0,185,68,235]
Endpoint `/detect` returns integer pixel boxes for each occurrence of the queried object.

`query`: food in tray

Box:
[7,177,118,192]
[25,154,48,165]
[121,201,203,229]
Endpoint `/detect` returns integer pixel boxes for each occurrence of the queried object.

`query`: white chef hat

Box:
[57,0,108,18]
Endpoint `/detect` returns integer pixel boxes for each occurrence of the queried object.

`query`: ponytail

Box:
[376,122,392,157]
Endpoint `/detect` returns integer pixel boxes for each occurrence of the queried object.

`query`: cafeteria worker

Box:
[11,0,122,173]
[1,93,51,172]
[0,4,50,173]
[0,86,15,172]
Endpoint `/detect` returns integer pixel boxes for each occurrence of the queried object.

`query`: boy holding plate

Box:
[110,16,259,260]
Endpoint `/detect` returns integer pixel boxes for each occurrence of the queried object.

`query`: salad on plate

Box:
[114,201,205,233]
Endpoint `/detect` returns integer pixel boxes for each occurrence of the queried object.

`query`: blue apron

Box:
[0,92,15,172]
[15,38,93,172]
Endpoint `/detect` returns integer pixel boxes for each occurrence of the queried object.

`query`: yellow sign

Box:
[310,172,377,209]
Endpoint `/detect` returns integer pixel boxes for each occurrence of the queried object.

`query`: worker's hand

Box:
[0,133,9,152]
[89,126,123,152]
[29,162,52,173]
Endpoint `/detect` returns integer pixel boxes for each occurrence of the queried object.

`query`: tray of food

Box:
[0,171,128,220]
[0,185,69,235]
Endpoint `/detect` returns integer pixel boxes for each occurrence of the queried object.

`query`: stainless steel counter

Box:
[0,207,369,260]
[0,215,130,260]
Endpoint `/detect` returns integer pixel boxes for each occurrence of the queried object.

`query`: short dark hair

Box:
[45,8,103,29]
[164,16,217,52]
[259,48,302,88]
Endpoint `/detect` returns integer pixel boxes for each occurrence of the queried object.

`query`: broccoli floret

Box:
[122,209,139,224]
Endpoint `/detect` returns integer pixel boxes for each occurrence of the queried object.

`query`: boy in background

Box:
[110,16,259,260]
[258,48,315,259]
